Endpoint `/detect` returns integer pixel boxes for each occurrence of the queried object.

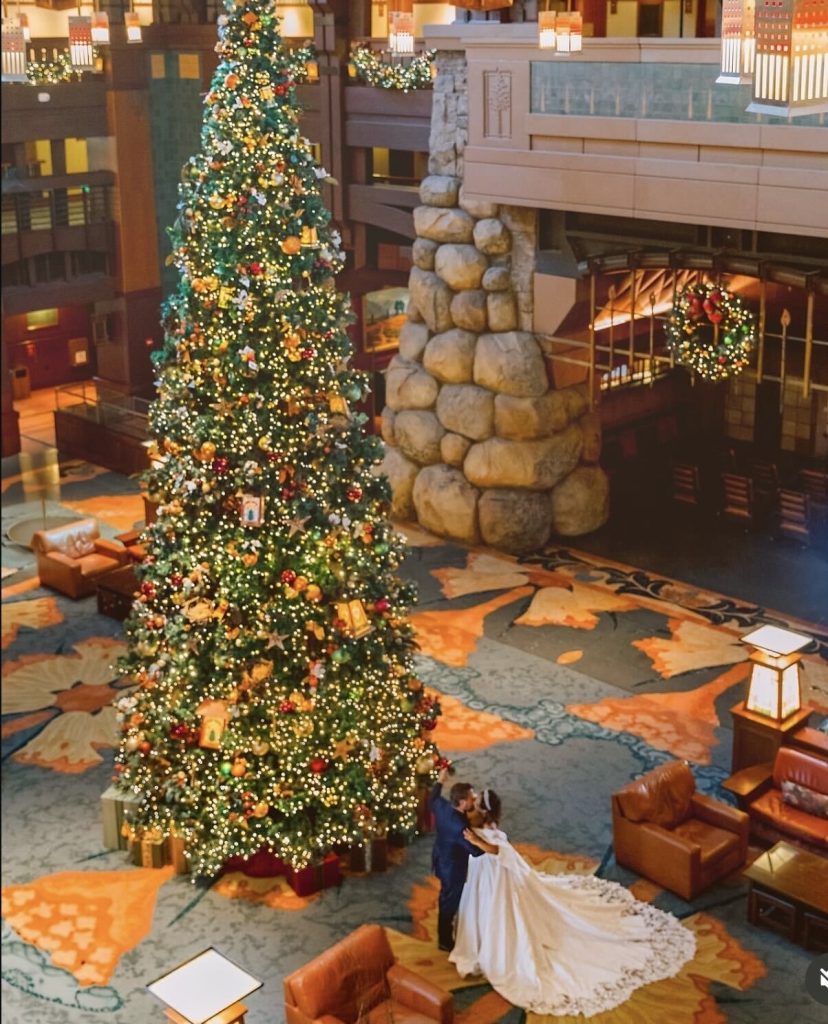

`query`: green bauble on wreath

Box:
[666,282,757,382]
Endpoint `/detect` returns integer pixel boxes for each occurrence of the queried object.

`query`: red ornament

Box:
[279,700,296,714]
[139,740,151,754]
[709,290,723,304]
[212,457,230,475]
[309,757,328,774]
[346,487,362,502]
[421,719,438,731]
[249,262,263,275]
[301,348,314,360]
[171,573,184,587]
[374,598,390,613]
[709,311,723,325]
[280,569,297,584]
[140,581,156,598]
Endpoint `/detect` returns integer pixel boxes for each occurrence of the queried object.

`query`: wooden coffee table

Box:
[744,841,828,952]
[96,565,138,621]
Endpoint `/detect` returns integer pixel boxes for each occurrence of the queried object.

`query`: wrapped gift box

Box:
[128,831,167,869]
[167,832,190,875]
[288,852,341,896]
[101,785,141,851]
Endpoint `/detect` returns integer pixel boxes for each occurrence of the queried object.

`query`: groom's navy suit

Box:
[429,782,483,950]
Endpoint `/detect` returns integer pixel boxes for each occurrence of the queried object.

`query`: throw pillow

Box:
[781,779,828,819]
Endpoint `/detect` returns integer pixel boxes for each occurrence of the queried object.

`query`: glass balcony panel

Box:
[530,62,826,126]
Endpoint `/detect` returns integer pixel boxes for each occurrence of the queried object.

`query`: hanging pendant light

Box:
[90,11,110,45]
[125,11,142,43]
[68,15,95,70]
[717,0,755,84]
[538,12,557,49]
[19,11,30,42]
[1,15,28,82]
[388,1,414,56]
[747,0,828,116]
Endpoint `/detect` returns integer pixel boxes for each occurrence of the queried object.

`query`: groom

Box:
[429,766,483,952]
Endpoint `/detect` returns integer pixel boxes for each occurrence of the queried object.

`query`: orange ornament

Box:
[281,236,302,255]
[231,760,247,778]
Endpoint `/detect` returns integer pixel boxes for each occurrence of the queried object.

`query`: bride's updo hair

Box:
[478,788,501,826]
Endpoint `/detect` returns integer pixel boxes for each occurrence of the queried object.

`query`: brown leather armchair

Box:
[32,518,127,599]
[612,760,749,901]
[284,924,453,1024]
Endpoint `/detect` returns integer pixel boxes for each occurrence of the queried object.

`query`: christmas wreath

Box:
[666,283,756,381]
[26,50,84,86]
[349,45,435,92]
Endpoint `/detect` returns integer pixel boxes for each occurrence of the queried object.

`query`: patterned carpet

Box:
[2,456,827,1024]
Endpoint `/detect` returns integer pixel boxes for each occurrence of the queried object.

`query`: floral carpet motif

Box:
[1,596,63,648]
[2,637,126,772]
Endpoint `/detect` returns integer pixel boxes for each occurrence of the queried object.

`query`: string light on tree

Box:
[113,0,441,880]
[665,282,756,381]
[349,44,435,92]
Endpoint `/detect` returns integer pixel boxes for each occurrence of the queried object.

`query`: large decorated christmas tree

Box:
[114,0,440,879]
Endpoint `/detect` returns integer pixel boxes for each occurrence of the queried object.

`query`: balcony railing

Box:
[56,382,150,442]
[2,184,110,236]
[530,61,827,127]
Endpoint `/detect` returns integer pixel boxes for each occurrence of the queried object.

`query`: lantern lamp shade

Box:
[125,12,143,43]
[1,21,27,83]
[718,0,756,84]
[539,11,557,49]
[300,224,319,248]
[19,13,31,43]
[741,625,810,722]
[389,11,415,55]
[90,12,111,45]
[68,16,96,70]
[747,0,828,116]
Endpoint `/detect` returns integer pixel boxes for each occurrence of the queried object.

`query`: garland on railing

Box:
[349,45,435,92]
[665,282,756,381]
[27,50,83,86]
[287,43,318,83]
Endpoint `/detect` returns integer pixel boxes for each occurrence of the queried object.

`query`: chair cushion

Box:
[672,818,739,865]
[773,747,828,795]
[781,780,828,818]
[78,554,121,577]
[615,761,696,829]
[751,788,828,846]
[366,1001,438,1024]
[38,519,99,559]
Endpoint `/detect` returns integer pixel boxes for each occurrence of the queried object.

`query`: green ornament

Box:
[332,648,351,664]
[349,687,364,700]
[374,543,389,555]
[220,761,233,777]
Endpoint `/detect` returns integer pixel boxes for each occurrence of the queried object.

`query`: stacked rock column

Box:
[378,49,609,555]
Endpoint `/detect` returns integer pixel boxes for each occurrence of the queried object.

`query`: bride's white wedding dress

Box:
[449,827,697,1017]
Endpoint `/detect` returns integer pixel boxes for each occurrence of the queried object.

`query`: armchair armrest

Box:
[690,793,750,844]
[638,821,701,869]
[387,963,453,1024]
[93,538,128,563]
[316,1016,347,1024]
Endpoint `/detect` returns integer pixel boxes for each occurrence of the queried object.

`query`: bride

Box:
[449,789,697,1017]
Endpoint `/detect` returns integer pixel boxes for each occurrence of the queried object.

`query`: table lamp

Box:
[147,948,262,1024]
[740,625,811,722]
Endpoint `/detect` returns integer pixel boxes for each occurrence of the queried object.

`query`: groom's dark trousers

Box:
[429,782,483,950]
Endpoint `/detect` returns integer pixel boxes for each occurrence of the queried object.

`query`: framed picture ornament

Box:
[197,699,230,749]
[241,494,265,527]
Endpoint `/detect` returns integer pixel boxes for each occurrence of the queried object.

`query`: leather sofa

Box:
[284,924,453,1024]
[612,760,749,901]
[727,746,828,851]
[32,518,127,599]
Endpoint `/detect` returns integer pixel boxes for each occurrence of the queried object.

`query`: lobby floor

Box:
[1,439,827,1024]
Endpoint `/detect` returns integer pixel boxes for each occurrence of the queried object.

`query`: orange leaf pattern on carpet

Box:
[431,691,534,751]
[556,650,583,665]
[1,597,63,649]
[432,553,531,599]
[633,619,749,679]
[1,867,173,987]
[411,587,533,667]
[212,872,320,910]
[514,584,638,630]
[566,663,751,765]
[60,494,146,534]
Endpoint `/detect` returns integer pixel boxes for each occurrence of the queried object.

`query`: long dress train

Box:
[449,827,696,1017]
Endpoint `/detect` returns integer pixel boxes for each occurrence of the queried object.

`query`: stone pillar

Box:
[378,47,609,554]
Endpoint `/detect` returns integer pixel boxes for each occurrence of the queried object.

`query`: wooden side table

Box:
[165,1002,247,1024]
[730,702,813,772]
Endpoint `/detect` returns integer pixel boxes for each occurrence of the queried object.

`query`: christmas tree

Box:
[114,0,441,879]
